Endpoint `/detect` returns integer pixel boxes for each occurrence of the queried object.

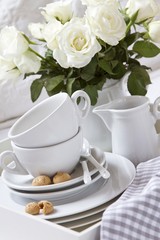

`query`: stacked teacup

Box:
[0,90,91,178]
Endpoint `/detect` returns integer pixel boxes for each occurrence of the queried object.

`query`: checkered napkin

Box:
[101,157,160,240]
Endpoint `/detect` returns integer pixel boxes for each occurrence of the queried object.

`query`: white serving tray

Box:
[0,205,101,240]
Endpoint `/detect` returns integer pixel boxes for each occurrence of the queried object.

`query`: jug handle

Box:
[152,97,160,120]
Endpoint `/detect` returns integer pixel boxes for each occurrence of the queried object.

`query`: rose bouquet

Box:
[0,0,160,105]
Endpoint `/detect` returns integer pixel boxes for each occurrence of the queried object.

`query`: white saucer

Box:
[50,195,119,224]
[0,152,135,220]
[1,146,106,192]
[8,168,107,202]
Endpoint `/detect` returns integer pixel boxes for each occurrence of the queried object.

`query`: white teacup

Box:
[8,90,90,148]
[0,128,83,177]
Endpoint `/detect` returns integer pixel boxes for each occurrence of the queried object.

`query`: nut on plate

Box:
[32,175,52,186]
[38,200,54,215]
[53,171,71,184]
[25,202,40,215]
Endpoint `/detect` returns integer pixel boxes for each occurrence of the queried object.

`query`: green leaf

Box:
[72,79,83,92]
[125,32,142,46]
[66,78,76,96]
[45,75,65,91]
[98,39,107,48]
[133,41,160,57]
[96,76,107,90]
[45,49,53,58]
[115,44,129,63]
[128,66,151,95]
[125,10,139,33]
[103,48,116,61]
[47,82,65,96]
[30,79,44,102]
[128,58,141,68]
[80,57,97,81]
[110,62,127,79]
[98,60,115,75]
[84,85,98,106]
[130,10,139,23]
[85,75,105,88]
[111,60,119,69]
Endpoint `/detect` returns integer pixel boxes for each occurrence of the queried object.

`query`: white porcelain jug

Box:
[93,96,160,165]
[81,74,130,151]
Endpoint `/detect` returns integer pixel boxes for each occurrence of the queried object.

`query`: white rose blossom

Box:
[0,57,20,81]
[148,20,160,43]
[72,0,87,17]
[0,26,29,59]
[14,50,41,74]
[0,57,16,72]
[85,4,126,46]
[126,0,160,23]
[53,18,101,68]
[0,69,20,82]
[41,0,73,24]
[28,23,44,40]
[81,0,119,6]
[42,19,63,51]
[0,26,41,76]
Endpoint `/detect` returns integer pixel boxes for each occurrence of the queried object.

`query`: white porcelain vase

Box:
[81,74,130,151]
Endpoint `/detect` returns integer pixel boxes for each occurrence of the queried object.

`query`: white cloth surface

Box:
[101,156,160,240]
[0,0,52,123]
[0,75,48,123]
[0,128,10,141]
[0,0,51,33]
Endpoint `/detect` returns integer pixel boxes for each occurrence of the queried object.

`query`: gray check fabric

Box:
[101,157,160,240]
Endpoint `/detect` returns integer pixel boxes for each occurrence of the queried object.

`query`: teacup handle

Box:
[152,97,160,119]
[71,90,91,119]
[0,151,28,175]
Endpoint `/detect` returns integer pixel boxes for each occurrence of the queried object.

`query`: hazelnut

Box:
[25,202,40,215]
[38,200,54,215]
[32,175,52,186]
[53,172,71,184]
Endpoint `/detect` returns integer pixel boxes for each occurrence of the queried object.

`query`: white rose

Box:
[0,57,20,81]
[0,56,16,72]
[28,23,44,40]
[41,0,73,24]
[0,26,29,59]
[72,0,86,17]
[148,20,160,43]
[42,19,63,51]
[14,50,41,74]
[0,69,20,82]
[81,0,119,6]
[53,18,101,68]
[85,4,126,46]
[126,0,160,23]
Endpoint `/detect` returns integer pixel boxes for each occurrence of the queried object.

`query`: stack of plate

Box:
[0,147,136,230]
